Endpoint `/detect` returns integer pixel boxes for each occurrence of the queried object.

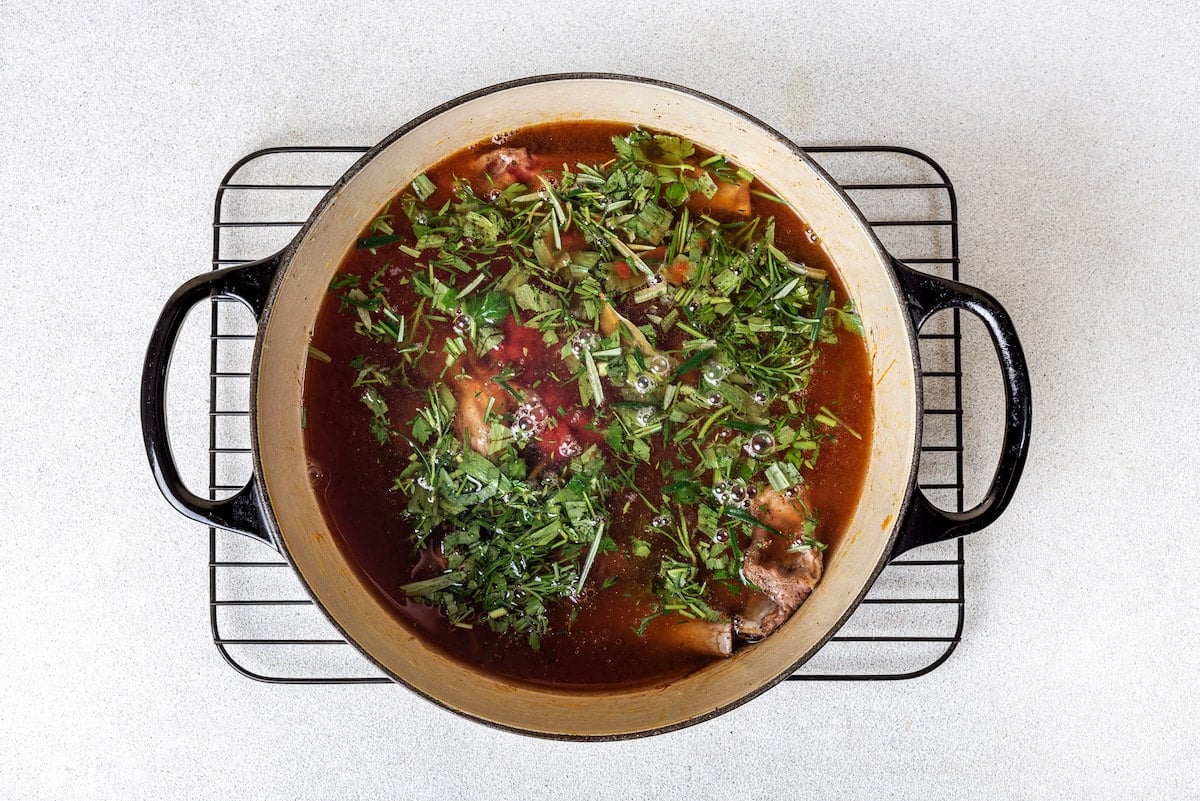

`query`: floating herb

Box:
[315,125,865,653]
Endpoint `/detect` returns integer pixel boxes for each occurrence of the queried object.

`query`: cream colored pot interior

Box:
[255,78,919,737]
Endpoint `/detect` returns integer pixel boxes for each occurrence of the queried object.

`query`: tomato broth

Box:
[303,123,872,688]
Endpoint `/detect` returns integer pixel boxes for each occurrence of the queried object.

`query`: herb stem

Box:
[575,522,606,594]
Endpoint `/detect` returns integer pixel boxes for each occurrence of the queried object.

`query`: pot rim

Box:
[248,73,924,740]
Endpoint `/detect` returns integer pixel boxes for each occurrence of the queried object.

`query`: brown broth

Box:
[303,122,873,689]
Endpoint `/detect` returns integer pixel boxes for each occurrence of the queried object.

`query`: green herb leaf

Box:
[412,173,437,202]
[464,290,510,327]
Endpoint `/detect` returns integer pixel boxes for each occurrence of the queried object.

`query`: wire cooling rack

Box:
[205,144,966,683]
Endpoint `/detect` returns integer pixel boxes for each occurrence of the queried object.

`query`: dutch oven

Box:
[142,74,1031,739]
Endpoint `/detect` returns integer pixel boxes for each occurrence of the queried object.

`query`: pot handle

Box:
[140,254,282,545]
[889,258,1032,557]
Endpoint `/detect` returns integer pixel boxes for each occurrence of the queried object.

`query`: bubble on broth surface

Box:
[701,360,728,385]
[743,432,775,458]
[632,374,658,394]
[570,329,599,354]
[648,354,672,376]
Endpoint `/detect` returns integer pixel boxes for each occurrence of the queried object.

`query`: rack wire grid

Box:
[205,143,966,684]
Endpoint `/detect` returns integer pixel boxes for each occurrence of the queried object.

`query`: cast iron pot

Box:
[142,74,1031,739]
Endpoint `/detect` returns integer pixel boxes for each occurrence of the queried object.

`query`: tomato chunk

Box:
[663,254,695,285]
[492,315,543,366]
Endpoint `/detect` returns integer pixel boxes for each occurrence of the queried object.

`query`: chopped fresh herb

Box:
[361,386,390,444]
[412,173,436,202]
[395,392,611,647]
[816,405,863,440]
[314,125,867,655]
[646,557,720,625]
[724,505,785,538]
[357,232,407,249]
[464,290,510,327]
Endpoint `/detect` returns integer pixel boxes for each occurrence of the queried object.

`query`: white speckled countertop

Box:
[3,1,1199,798]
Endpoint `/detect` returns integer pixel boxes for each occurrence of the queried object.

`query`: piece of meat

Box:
[650,618,733,658]
[491,314,543,368]
[473,147,542,190]
[447,361,511,455]
[736,542,822,641]
[734,488,824,641]
[752,486,811,532]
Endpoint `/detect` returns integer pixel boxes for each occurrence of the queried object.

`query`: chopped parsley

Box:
[395,390,612,645]
[321,128,864,649]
